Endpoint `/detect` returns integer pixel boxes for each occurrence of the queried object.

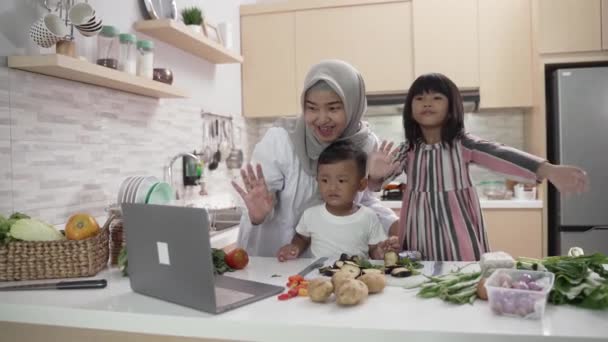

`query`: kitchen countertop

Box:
[380,199,543,209]
[0,258,606,342]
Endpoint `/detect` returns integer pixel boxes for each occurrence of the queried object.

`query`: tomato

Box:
[224,248,249,269]
[65,213,100,240]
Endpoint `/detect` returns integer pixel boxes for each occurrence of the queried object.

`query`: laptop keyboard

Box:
[215,286,255,307]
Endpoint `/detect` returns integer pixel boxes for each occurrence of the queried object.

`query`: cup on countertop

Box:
[29,13,69,48]
[68,2,102,37]
[514,184,537,200]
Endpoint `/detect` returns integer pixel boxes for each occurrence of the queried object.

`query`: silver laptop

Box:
[121,203,284,314]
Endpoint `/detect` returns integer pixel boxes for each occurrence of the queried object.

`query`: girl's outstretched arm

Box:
[463,134,588,194]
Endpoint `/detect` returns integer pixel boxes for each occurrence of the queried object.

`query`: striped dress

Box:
[389,134,545,261]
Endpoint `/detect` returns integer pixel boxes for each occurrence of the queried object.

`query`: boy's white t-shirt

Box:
[295,204,388,258]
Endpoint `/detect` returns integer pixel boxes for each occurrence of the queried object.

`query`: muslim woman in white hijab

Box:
[232,59,398,257]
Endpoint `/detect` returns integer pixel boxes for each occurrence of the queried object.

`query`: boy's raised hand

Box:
[232,163,274,225]
[277,243,300,262]
[368,140,401,182]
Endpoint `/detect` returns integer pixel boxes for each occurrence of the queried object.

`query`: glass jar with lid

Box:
[136,39,154,79]
[96,25,120,69]
[118,33,137,75]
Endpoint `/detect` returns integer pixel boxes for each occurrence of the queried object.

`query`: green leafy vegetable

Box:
[212,248,234,275]
[118,246,128,276]
[517,253,608,310]
[9,212,30,220]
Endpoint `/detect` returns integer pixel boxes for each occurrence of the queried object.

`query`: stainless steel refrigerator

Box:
[549,66,608,256]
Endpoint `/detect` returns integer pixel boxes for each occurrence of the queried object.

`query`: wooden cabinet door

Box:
[294,1,413,96]
[479,0,533,108]
[538,0,602,53]
[412,0,479,89]
[241,12,299,118]
[483,209,542,258]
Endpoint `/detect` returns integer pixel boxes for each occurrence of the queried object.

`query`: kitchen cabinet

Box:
[241,12,299,118]
[478,0,533,108]
[603,0,608,50]
[538,0,602,53]
[412,0,479,89]
[483,208,542,258]
[294,1,413,96]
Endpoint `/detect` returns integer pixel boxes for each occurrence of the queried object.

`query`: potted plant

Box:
[181,6,204,34]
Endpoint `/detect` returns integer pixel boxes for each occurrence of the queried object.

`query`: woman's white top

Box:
[237,127,398,257]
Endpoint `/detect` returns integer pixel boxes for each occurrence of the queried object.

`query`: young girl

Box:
[368,73,589,261]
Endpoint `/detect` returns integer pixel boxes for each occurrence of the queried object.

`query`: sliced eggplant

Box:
[350,255,362,265]
[384,251,399,267]
[390,267,412,278]
[384,265,398,274]
[340,264,361,277]
[333,261,345,269]
[343,261,359,267]
[319,266,339,277]
[339,253,349,262]
[362,268,383,275]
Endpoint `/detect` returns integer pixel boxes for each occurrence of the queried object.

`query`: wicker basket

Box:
[0,220,110,281]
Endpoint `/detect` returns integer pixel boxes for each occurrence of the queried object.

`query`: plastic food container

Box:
[484,268,554,319]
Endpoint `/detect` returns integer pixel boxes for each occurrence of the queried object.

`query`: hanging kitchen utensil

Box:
[208,119,220,170]
[226,120,244,170]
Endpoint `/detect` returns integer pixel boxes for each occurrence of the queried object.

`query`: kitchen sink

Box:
[208,207,242,236]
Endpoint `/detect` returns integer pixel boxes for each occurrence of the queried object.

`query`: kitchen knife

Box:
[0,279,107,291]
[297,257,328,277]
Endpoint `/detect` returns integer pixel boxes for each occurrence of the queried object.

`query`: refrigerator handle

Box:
[590,226,608,231]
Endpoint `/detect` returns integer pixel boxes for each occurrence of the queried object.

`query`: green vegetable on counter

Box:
[9,218,64,242]
[517,253,608,310]
[417,270,482,305]
[212,248,235,275]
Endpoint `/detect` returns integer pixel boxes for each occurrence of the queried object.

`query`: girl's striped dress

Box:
[389,134,545,261]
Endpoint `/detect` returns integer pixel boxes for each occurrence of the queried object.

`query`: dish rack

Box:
[0,215,112,281]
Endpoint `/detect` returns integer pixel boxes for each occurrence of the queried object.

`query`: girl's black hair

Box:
[402,73,464,149]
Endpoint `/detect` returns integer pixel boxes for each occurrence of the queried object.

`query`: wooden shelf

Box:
[134,19,243,64]
[7,54,188,99]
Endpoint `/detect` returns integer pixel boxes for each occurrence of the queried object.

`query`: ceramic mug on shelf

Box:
[29,13,69,48]
[68,2,102,37]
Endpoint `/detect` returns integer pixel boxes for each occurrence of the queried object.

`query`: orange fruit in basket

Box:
[65,213,100,240]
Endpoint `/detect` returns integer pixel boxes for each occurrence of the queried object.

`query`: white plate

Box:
[117,176,136,204]
[127,177,145,203]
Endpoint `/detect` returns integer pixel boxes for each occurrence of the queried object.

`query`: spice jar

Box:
[96,25,119,69]
[136,39,154,79]
[118,33,137,75]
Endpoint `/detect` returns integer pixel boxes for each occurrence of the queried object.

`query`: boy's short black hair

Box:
[317,140,367,178]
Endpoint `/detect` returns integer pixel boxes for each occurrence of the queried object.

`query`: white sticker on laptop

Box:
[156,242,171,265]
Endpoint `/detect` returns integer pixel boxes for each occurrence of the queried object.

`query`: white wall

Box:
[0,0,251,223]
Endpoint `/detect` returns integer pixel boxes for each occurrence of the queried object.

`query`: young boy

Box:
[277,141,399,261]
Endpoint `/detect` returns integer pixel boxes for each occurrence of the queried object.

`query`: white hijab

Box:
[288,60,376,176]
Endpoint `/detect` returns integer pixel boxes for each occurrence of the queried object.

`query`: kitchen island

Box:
[0,257,606,342]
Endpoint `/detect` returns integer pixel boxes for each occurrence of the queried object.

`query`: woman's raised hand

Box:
[368,140,401,181]
[232,163,274,225]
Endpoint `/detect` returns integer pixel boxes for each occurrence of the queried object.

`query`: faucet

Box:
[165,152,200,200]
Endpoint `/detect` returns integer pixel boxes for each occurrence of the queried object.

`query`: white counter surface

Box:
[381,199,543,209]
[0,258,606,342]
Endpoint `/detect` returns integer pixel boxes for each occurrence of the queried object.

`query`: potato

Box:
[336,279,368,306]
[358,273,386,294]
[308,278,334,303]
[477,278,488,300]
[332,270,357,293]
